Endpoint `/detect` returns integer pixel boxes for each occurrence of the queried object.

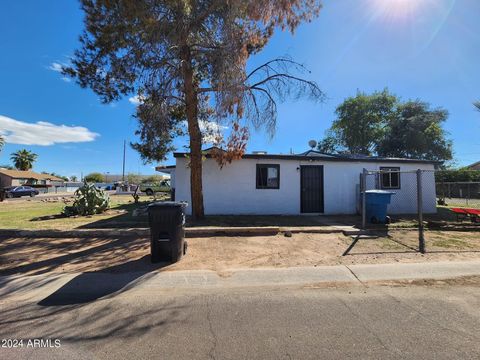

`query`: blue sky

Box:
[0,0,478,179]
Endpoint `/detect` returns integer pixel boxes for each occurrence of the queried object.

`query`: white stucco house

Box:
[157,149,438,216]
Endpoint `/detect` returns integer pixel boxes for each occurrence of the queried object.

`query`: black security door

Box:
[300,166,324,213]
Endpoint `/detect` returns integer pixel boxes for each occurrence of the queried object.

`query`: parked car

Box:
[102,184,115,190]
[4,186,40,198]
[139,180,171,196]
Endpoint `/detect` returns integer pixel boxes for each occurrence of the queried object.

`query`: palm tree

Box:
[10,149,38,171]
[0,135,4,153]
[475,101,480,111]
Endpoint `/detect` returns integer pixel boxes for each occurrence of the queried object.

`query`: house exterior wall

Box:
[170,170,176,189]
[174,157,436,216]
[0,174,12,188]
[11,178,24,186]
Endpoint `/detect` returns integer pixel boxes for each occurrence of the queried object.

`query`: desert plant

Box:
[63,182,111,216]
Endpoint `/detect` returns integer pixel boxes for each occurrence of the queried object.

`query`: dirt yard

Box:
[1,230,479,276]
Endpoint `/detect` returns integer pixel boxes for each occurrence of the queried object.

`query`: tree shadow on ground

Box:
[0,234,153,276]
[1,294,186,343]
[75,202,150,229]
[37,255,169,306]
[30,214,67,221]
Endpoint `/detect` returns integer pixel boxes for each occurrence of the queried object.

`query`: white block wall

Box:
[174,157,437,215]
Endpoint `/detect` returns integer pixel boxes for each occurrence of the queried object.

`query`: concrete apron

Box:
[0,225,355,239]
[2,261,480,303]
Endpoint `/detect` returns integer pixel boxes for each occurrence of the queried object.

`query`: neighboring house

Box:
[0,169,65,189]
[467,161,480,171]
[64,182,84,192]
[161,149,438,216]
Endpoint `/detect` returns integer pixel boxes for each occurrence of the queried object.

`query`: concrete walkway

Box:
[1,260,479,302]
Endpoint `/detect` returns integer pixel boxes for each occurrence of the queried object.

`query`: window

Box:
[256,164,280,189]
[380,167,400,189]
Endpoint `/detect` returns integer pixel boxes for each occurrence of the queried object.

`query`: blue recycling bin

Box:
[365,190,395,224]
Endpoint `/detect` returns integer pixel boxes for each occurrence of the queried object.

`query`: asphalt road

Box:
[1,282,479,359]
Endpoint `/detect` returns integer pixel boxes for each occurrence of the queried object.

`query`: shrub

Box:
[84,172,105,183]
[63,182,111,216]
[435,169,480,183]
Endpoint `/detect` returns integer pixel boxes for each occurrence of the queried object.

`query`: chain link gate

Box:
[360,168,437,254]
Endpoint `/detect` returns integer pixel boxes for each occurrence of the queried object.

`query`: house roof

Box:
[155,165,176,174]
[0,169,64,181]
[467,161,480,169]
[173,149,440,165]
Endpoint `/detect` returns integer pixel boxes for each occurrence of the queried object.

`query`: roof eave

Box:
[172,152,440,165]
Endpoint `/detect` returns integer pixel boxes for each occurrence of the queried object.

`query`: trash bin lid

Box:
[364,190,396,195]
[148,201,187,208]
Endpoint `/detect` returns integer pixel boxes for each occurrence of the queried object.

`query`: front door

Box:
[300,166,324,213]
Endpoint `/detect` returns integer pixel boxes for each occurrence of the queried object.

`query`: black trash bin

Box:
[147,201,187,263]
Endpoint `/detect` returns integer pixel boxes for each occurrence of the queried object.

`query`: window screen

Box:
[256,164,280,189]
[380,167,400,189]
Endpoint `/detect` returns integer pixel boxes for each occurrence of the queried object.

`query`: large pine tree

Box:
[65,0,323,219]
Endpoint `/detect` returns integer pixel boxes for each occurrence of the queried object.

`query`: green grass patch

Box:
[431,238,474,249]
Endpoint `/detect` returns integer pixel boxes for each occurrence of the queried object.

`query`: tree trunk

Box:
[181,46,205,220]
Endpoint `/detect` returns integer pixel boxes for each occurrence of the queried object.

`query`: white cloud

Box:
[0,115,99,146]
[181,120,228,144]
[48,61,73,83]
[48,62,64,72]
[128,95,144,105]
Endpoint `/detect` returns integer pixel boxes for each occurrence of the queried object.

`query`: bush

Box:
[435,169,480,183]
[84,172,105,183]
[63,182,111,216]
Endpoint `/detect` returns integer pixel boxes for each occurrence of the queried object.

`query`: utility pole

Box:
[122,140,126,182]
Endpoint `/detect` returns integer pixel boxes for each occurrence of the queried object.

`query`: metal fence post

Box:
[362,169,367,229]
[417,169,425,254]
[467,182,470,206]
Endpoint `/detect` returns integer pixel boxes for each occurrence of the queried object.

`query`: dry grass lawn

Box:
[0,195,152,230]
[1,230,479,276]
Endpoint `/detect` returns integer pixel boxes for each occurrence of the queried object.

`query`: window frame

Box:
[256,164,280,190]
[380,167,401,190]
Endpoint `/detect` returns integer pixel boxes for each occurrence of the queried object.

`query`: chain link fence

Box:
[356,168,480,254]
[360,168,437,253]
[436,181,480,208]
